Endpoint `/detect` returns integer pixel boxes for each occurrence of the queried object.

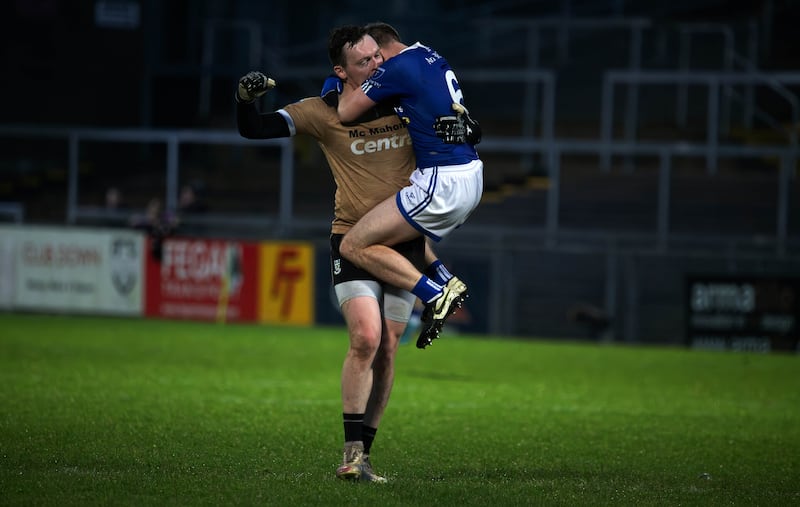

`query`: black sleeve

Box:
[236,98,291,139]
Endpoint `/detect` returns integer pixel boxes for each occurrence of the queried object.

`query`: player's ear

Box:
[333,66,347,81]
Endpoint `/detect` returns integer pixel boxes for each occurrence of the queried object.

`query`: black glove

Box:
[433,103,482,145]
[237,71,275,103]
[456,103,482,146]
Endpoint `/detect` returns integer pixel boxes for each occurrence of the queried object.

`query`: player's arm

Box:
[337,86,378,123]
[235,71,291,139]
[237,102,291,139]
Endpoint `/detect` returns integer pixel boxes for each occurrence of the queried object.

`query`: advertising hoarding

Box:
[0,225,143,315]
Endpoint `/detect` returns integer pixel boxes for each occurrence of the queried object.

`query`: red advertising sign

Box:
[145,237,258,322]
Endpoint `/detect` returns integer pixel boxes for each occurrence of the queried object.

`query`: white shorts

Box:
[334,280,416,323]
[396,159,483,242]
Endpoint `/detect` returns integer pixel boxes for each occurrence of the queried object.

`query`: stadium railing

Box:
[600,70,800,172]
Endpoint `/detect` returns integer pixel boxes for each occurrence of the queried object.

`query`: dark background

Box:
[2,0,797,129]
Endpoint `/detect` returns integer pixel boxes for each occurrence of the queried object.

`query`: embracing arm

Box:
[337,86,378,123]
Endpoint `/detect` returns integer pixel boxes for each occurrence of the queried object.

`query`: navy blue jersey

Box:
[360,42,479,168]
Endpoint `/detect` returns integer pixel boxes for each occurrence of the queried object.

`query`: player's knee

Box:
[339,234,353,254]
[349,326,381,359]
[339,235,360,263]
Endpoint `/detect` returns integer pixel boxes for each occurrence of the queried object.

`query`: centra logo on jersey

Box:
[350,133,412,155]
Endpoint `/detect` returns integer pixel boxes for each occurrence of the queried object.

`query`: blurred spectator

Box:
[177,181,209,236]
[90,186,127,227]
[130,197,178,261]
[105,186,123,211]
[178,181,208,215]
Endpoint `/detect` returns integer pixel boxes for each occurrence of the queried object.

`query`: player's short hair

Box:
[328,25,368,67]
[364,22,402,47]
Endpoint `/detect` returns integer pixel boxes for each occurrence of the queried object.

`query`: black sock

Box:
[362,425,378,454]
[343,413,364,443]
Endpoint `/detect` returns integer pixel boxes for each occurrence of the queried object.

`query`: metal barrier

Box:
[600,70,800,172]
[0,125,794,249]
[477,136,796,255]
[0,126,294,233]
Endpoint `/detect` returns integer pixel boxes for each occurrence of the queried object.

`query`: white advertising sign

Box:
[0,226,144,315]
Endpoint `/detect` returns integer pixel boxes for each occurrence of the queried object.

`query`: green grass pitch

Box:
[1,313,798,506]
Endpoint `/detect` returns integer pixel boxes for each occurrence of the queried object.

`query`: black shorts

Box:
[330,234,427,286]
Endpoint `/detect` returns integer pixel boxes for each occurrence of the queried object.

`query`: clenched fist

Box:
[237,71,275,103]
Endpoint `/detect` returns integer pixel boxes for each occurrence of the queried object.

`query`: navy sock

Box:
[412,276,443,303]
[425,260,453,286]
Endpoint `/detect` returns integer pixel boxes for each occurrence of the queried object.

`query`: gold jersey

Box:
[280,96,415,234]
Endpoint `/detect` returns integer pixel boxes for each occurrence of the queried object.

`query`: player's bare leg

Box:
[358,318,404,483]
[337,296,382,480]
[339,198,421,292]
